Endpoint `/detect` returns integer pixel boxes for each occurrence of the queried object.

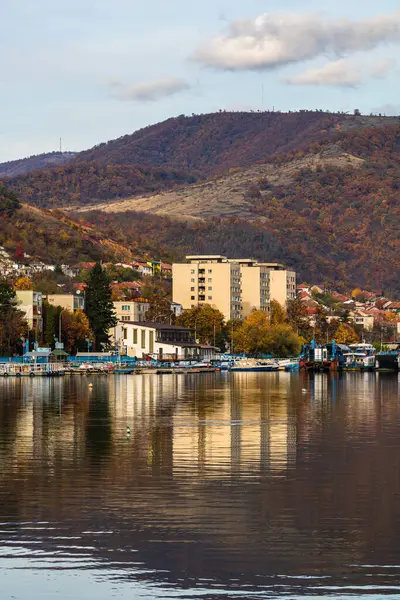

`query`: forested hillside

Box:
[0,151,75,178]
[0,202,134,264]
[5,162,197,208]
[76,111,397,176]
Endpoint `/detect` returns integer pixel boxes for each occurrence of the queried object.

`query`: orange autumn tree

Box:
[13,276,33,291]
[61,309,92,354]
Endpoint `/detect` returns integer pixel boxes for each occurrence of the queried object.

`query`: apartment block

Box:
[257,263,296,307]
[236,259,270,317]
[173,256,296,321]
[16,290,43,331]
[45,293,85,312]
[172,256,242,321]
[113,299,151,323]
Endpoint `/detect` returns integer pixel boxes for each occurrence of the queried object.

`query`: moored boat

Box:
[376,344,400,371]
[343,343,376,371]
[230,360,279,372]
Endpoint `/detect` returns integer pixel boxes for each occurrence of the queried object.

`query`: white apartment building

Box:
[113,299,151,323]
[172,256,296,321]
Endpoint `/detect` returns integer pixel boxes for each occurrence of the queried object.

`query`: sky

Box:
[1,0,400,162]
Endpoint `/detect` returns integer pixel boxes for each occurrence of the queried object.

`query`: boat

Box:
[300,341,350,371]
[376,344,400,371]
[343,343,376,371]
[230,359,279,372]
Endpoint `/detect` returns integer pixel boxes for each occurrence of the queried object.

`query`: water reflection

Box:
[0,372,400,598]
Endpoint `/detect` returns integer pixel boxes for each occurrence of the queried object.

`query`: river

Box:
[0,372,400,598]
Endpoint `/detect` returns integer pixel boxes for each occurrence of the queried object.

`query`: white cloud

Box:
[194,11,400,71]
[111,78,190,102]
[284,58,395,87]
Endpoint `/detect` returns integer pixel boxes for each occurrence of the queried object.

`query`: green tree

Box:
[0,185,20,216]
[177,304,225,346]
[85,263,117,351]
[43,301,59,347]
[0,279,27,355]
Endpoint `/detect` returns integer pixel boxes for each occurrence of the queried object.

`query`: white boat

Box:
[230,359,279,372]
[344,343,376,371]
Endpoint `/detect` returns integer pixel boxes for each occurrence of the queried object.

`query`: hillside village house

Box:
[113,321,214,360]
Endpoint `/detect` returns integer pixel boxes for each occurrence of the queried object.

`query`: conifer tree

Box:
[0,279,27,355]
[85,263,117,351]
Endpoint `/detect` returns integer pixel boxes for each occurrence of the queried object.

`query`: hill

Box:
[5,162,197,208]
[76,111,398,177]
[71,123,400,295]
[0,151,76,178]
[4,111,398,209]
[0,200,135,265]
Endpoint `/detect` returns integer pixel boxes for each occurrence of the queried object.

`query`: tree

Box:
[0,279,27,355]
[286,298,312,338]
[61,309,92,354]
[264,324,303,357]
[177,304,225,346]
[334,323,359,345]
[85,263,117,351]
[0,185,20,216]
[145,298,175,324]
[14,276,33,291]
[233,311,271,355]
[232,310,303,357]
[270,299,286,325]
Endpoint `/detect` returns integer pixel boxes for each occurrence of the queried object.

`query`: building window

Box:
[191,296,195,300]
[208,269,212,273]
[123,328,127,340]
[191,269,195,274]
[191,278,195,283]
[208,286,212,291]
[208,278,212,283]
[141,330,146,349]
[191,287,195,291]
[122,305,130,311]
[208,296,212,300]
[133,329,138,344]
[121,316,130,321]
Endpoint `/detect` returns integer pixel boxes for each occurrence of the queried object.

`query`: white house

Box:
[114,321,214,360]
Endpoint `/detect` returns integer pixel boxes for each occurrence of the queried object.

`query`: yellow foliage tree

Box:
[13,276,33,291]
[270,299,286,325]
[334,323,359,345]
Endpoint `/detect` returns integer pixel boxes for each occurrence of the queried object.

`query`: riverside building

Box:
[172,256,296,321]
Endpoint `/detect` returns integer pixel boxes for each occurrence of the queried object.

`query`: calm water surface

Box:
[1,372,400,599]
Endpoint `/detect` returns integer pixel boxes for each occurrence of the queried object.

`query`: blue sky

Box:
[1,0,400,162]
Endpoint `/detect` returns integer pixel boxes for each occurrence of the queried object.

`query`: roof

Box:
[51,349,68,356]
[121,321,193,332]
